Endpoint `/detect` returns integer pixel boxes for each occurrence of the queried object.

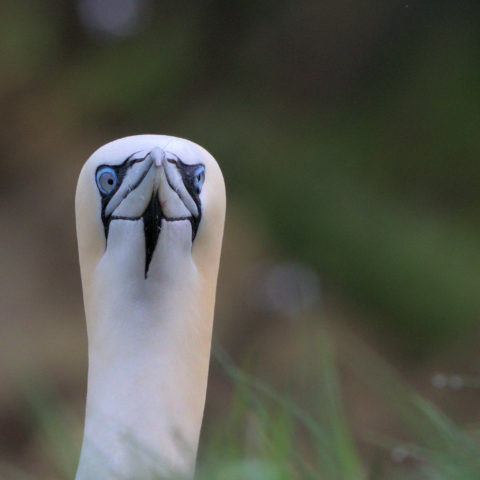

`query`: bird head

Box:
[76,135,225,302]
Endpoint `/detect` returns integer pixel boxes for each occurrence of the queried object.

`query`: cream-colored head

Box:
[76,135,225,293]
[75,135,225,479]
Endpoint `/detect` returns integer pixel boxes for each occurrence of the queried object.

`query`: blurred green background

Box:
[1,0,480,478]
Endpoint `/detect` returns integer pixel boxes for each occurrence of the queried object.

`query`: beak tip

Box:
[150,147,165,167]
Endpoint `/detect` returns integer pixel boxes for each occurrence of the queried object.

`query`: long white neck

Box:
[76,221,216,480]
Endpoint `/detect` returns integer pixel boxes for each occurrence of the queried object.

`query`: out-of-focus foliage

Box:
[3,0,479,353]
[6,334,480,480]
[1,0,480,477]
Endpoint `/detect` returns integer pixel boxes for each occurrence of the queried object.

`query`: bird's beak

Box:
[104,146,199,222]
[105,153,155,219]
[149,147,199,220]
[100,146,203,276]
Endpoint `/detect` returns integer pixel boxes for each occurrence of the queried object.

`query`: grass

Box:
[4,332,480,479]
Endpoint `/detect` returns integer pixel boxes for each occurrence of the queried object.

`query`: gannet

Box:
[75,135,225,479]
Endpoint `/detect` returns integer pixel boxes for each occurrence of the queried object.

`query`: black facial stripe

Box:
[143,194,162,277]
[163,216,192,222]
[110,216,141,221]
[126,150,146,163]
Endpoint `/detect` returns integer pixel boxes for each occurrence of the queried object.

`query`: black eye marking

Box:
[193,166,205,194]
[174,159,205,242]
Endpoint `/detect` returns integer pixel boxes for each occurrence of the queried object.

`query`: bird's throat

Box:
[77,285,212,480]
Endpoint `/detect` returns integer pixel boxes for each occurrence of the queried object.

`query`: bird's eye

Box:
[96,166,117,194]
[193,166,205,194]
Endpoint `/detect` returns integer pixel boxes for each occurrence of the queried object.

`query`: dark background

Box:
[1,0,480,476]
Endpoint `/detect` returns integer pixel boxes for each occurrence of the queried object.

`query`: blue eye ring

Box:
[193,166,205,194]
[96,166,117,194]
